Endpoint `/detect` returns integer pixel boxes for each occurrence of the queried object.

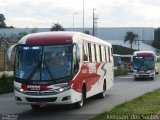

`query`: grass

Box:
[91,88,160,120]
[0,74,14,94]
[114,68,128,77]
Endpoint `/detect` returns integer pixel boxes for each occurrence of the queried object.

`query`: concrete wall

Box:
[97,27,154,41]
[0,28,49,36]
[0,27,154,42]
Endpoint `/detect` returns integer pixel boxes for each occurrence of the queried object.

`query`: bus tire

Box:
[31,104,40,110]
[74,84,86,109]
[98,81,106,98]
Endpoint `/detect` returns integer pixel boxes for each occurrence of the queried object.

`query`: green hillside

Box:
[113,45,135,55]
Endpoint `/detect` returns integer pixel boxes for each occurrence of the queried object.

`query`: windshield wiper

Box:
[28,61,41,80]
[43,61,55,80]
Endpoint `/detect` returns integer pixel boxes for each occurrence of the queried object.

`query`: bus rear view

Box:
[132,51,156,80]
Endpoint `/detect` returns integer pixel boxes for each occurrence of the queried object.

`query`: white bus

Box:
[113,54,122,68]
[121,55,132,71]
[8,32,114,109]
[155,55,160,74]
[132,51,156,80]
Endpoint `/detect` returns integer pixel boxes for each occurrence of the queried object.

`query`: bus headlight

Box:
[15,87,24,93]
[54,85,71,93]
[146,70,154,74]
[133,69,137,73]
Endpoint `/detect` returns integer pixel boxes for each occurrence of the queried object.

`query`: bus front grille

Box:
[23,91,58,96]
[26,97,57,102]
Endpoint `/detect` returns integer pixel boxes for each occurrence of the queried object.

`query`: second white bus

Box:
[132,51,156,80]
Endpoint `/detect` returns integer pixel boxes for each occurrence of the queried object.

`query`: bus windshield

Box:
[15,44,72,81]
[133,56,155,71]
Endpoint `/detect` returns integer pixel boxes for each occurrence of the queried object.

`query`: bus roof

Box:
[18,31,111,46]
[120,55,132,57]
[113,54,121,56]
[133,51,155,57]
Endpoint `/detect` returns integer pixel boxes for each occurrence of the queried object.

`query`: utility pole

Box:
[93,8,98,36]
[83,0,85,32]
[73,12,78,30]
[136,40,142,51]
[137,40,140,50]
[93,8,95,36]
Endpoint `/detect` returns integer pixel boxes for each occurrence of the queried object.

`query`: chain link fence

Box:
[0,34,18,72]
[0,29,40,72]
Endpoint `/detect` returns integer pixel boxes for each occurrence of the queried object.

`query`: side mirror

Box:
[155,56,157,62]
[7,44,17,62]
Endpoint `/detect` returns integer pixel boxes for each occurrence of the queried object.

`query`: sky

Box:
[0,0,160,28]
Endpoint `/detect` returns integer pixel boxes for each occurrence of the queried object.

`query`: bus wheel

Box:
[98,81,106,98]
[74,85,86,109]
[31,104,40,110]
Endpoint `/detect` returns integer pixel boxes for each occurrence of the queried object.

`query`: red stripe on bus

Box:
[137,53,154,56]
[71,63,101,93]
[26,35,72,45]
[21,84,52,91]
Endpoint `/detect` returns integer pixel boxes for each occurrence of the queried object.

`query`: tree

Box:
[16,32,28,40]
[124,32,138,49]
[84,30,90,34]
[31,28,38,33]
[50,23,64,31]
[0,14,6,28]
[152,28,160,49]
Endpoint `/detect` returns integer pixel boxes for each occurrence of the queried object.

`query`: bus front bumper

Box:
[14,89,81,105]
[133,73,155,79]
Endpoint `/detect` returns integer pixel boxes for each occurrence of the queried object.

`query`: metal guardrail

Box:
[0,71,13,77]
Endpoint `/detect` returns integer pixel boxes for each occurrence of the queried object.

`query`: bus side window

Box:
[73,44,80,74]
[104,46,107,62]
[105,47,109,62]
[91,43,96,62]
[96,44,100,62]
[99,45,102,62]
[101,46,106,62]
[94,44,97,62]
[88,43,92,62]
[83,42,89,61]
[108,47,111,62]
[111,48,113,61]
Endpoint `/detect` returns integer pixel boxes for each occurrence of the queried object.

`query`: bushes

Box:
[0,74,14,94]
[114,68,128,77]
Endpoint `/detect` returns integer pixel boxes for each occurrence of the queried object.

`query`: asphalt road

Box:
[0,74,160,120]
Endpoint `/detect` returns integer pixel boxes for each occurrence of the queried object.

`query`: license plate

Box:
[36,101,46,106]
